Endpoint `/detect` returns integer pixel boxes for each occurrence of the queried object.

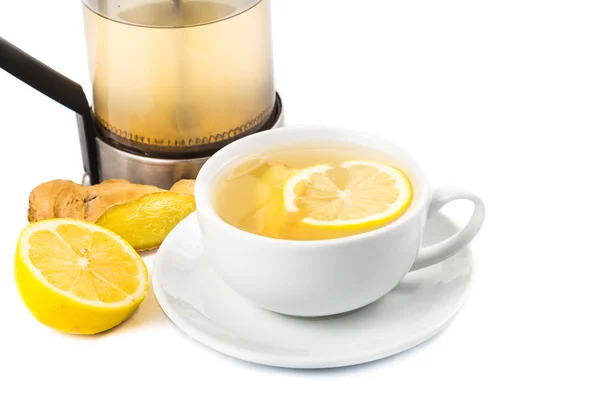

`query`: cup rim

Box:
[194,125,431,247]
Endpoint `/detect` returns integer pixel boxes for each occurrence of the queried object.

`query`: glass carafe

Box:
[82,0,275,156]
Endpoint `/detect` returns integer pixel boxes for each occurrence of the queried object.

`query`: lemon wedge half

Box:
[15,219,148,334]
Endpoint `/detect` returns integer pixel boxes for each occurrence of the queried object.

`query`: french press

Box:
[0,0,284,188]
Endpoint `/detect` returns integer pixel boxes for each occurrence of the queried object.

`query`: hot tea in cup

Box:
[195,126,485,317]
[213,144,413,241]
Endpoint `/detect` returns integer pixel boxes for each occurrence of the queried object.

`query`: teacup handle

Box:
[410,187,485,272]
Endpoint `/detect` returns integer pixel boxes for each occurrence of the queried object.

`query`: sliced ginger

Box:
[169,179,196,195]
[28,179,165,223]
[96,192,196,251]
[84,179,165,222]
[28,178,196,251]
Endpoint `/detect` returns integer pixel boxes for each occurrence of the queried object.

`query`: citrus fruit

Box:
[15,219,148,334]
[282,160,412,229]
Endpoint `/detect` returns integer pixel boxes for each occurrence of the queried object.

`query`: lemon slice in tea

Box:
[282,160,412,229]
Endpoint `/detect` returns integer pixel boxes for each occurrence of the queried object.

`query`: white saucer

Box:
[152,213,474,369]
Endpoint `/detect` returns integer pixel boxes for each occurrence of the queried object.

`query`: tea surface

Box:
[213,144,413,241]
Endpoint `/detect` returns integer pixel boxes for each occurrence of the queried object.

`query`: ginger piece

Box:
[169,179,195,195]
[53,182,87,220]
[28,179,165,223]
[28,178,197,251]
[96,192,196,251]
[83,180,164,222]
[28,180,80,222]
[241,163,298,237]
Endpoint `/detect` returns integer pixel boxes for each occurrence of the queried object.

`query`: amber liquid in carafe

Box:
[83,0,275,155]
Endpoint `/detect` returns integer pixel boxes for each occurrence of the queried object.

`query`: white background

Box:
[1,0,599,398]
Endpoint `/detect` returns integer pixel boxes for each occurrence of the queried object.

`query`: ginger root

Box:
[28,180,82,222]
[28,179,196,251]
[169,179,195,195]
[28,179,166,223]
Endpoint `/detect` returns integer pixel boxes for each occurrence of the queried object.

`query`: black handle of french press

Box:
[0,36,99,184]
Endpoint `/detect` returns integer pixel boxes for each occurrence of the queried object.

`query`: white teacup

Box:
[195,126,485,317]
